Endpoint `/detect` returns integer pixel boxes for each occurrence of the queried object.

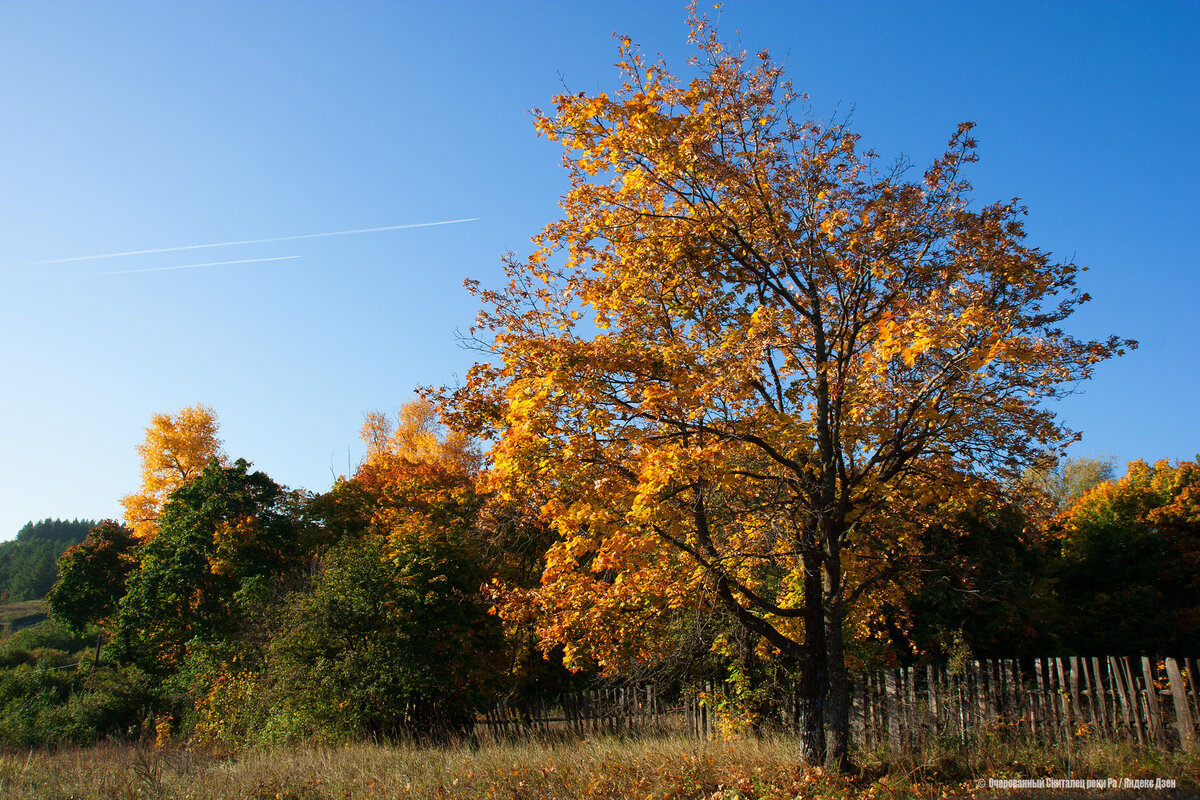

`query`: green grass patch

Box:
[0,600,48,639]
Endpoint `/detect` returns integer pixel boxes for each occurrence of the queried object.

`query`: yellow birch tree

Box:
[120,404,226,539]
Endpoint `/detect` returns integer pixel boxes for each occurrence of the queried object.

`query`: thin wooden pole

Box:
[1034,659,1048,741]
[1068,657,1083,727]
[1119,658,1146,746]
[1090,658,1109,736]
[1055,658,1072,738]
[926,664,939,737]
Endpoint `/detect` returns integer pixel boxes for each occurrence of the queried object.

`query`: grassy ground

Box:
[0,734,1195,800]
[0,600,48,638]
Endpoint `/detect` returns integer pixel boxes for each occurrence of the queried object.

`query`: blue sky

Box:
[1,2,1196,540]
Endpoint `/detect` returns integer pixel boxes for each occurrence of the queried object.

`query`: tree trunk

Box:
[823,524,852,771]
[799,529,827,764]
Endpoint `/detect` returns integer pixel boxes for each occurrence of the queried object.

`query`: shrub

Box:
[0,662,158,747]
[264,534,501,741]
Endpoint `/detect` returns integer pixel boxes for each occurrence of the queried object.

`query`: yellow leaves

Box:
[209,515,259,577]
[901,332,935,367]
[360,398,479,476]
[120,404,225,540]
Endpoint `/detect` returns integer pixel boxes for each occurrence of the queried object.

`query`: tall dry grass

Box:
[0,733,1195,799]
[0,736,881,800]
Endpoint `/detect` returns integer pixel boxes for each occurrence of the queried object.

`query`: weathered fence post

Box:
[1090,658,1109,735]
[926,663,939,737]
[1164,658,1196,752]
[885,669,901,751]
[1109,657,1136,744]
[1068,657,1082,727]
[1141,657,1165,747]
[1054,658,1071,738]
[1077,657,1095,730]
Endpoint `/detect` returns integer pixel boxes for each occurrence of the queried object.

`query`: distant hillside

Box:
[0,519,96,601]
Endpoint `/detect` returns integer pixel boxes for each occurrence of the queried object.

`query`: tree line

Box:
[0,399,1190,749]
[0,519,95,602]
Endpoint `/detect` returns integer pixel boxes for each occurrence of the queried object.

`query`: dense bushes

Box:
[268,534,501,739]
[188,533,503,746]
[0,619,158,746]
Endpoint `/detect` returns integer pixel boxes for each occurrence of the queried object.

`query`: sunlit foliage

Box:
[445,6,1131,765]
[120,404,226,540]
[1053,458,1200,654]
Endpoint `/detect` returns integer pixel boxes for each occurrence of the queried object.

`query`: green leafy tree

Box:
[113,459,309,674]
[267,532,500,739]
[47,520,139,634]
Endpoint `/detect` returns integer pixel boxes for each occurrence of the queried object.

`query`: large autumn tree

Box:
[445,10,1131,766]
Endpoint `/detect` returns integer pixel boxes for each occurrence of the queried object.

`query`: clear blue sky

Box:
[1,2,1196,540]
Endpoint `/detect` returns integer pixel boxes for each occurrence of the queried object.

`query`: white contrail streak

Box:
[94,255,302,276]
[30,218,479,265]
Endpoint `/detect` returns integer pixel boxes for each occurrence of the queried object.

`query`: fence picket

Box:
[1165,658,1196,752]
[926,664,939,737]
[1068,657,1083,727]
[1121,657,1146,745]
[1092,657,1110,735]
[1141,657,1165,747]
[1054,658,1070,738]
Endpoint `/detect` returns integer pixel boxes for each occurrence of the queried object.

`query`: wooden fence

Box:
[479,657,1199,753]
[480,685,682,738]
[851,656,1198,752]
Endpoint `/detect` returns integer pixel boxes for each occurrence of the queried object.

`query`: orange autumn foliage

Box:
[344,399,483,567]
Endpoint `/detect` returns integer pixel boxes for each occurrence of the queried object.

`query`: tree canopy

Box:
[1052,458,1200,655]
[47,520,138,633]
[114,458,308,673]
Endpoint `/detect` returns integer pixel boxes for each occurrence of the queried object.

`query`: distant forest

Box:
[0,519,95,601]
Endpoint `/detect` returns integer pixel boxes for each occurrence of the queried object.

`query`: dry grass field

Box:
[0,734,1195,800]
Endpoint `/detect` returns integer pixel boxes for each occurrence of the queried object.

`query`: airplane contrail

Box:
[94,255,302,276]
[28,218,480,265]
